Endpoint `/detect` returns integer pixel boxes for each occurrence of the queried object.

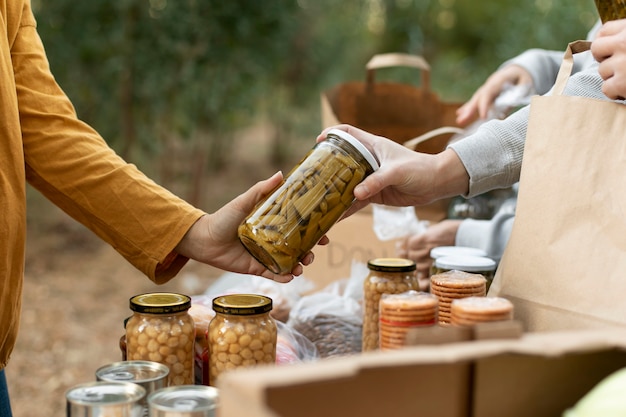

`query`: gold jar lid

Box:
[129,292,191,314]
[212,294,273,315]
[367,258,416,273]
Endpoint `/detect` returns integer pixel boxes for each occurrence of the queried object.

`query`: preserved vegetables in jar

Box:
[126,293,195,386]
[238,128,378,274]
[362,258,419,352]
[208,294,277,385]
[595,0,626,22]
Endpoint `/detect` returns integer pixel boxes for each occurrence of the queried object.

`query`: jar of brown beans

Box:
[125,293,195,386]
[208,294,277,386]
[362,258,420,352]
[238,128,379,275]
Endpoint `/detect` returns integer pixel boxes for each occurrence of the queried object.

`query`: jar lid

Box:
[367,258,416,273]
[212,294,273,315]
[129,293,191,314]
[430,246,488,259]
[435,255,496,272]
[327,128,380,171]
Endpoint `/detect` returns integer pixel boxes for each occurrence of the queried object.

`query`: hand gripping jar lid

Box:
[129,293,191,314]
[367,257,417,273]
[212,294,273,315]
[327,128,380,171]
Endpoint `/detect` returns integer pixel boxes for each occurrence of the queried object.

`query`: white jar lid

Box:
[327,128,379,171]
[430,245,488,259]
[435,255,496,272]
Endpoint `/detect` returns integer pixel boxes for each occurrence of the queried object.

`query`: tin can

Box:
[434,255,497,291]
[126,293,195,386]
[362,258,420,352]
[238,128,379,274]
[96,361,170,416]
[148,385,219,417]
[66,381,145,417]
[207,294,277,385]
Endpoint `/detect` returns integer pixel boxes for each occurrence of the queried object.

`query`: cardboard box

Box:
[218,329,626,417]
[302,204,448,291]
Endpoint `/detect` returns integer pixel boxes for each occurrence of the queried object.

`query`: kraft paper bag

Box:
[489,40,626,331]
[321,52,462,155]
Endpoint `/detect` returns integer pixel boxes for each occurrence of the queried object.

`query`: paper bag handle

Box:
[403,126,464,150]
[553,40,592,96]
[365,53,431,92]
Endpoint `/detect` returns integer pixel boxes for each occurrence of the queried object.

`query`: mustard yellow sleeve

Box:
[13,2,205,283]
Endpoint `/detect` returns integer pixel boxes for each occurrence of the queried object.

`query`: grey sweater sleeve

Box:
[449,56,608,197]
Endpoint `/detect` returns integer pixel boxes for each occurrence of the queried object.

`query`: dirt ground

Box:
[5,127,288,417]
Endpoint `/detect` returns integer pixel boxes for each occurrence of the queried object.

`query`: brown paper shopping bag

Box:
[489,40,626,331]
[321,52,463,155]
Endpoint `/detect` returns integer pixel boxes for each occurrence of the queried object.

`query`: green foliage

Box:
[31,0,600,178]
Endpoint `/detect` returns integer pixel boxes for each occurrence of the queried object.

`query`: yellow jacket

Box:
[0,0,205,368]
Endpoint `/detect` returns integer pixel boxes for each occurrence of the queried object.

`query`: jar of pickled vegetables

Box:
[238,128,379,274]
[207,294,277,385]
[362,258,420,352]
[125,292,195,386]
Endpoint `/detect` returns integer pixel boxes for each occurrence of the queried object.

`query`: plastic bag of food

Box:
[275,321,320,365]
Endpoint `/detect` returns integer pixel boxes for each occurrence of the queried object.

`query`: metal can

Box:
[96,361,170,416]
[126,293,195,386]
[434,255,497,291]
[66,381,145,417]
[148,385,219,417]
[207,294,277,385]
[362,258,420,352]
[238,128,379,274]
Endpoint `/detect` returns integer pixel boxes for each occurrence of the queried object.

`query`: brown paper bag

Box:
[321,52,463,155]
[489,40,626,331]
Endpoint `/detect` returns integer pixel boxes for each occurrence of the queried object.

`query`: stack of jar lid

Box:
[378,291,438,350]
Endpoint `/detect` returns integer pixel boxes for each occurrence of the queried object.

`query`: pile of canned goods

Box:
[66,360,219,417]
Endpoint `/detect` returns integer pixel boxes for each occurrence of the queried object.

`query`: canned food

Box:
[362,258,420,352]
[434,255,497,291]
[126,293,195,386]
[207,294,277,385]
[96,361,170,415]
[238,128,378,274]
[66,381,145,417]
[148,385,219,417]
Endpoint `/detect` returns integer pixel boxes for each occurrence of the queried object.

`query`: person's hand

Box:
[591,19,626,100]
[175,172,323,283]
[317,125,470,216]
[455,64,533,126]
[396,219,462,278]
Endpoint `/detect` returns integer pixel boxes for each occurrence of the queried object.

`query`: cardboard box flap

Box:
[219,329,626,417]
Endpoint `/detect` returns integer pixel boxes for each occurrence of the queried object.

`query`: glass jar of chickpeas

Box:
[362,258,419,352]
[125,292,195,386]
[207,294,277,386]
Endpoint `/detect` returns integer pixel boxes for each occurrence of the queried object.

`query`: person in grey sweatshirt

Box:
[395,21,602,275]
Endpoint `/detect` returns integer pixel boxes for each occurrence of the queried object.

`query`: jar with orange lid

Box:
[125,292,195,386]
[207,294,277,385]
[362,258,420,352]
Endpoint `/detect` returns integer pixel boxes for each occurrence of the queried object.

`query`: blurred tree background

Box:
[30,0,597,210]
